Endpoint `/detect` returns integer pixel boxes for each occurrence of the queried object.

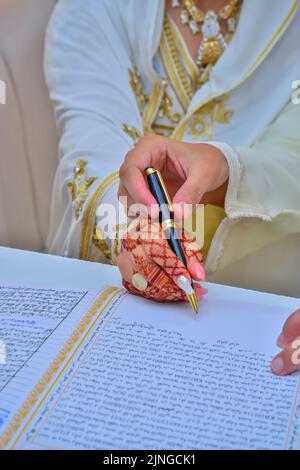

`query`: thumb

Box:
[173,174,205,220]
[277,309,300,348]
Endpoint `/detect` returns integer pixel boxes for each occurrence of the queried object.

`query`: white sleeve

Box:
[206,100,300,271]
[44,0,142,261]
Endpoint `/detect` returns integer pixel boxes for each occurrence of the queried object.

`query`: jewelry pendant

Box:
[201,38,224,66]
[227,17,236,33]
[172,0,241,73]
[219,0,239,20]
[202,10,221,38]
[189,19,200,34]
[196,11,224,67]
[180,9,189,25]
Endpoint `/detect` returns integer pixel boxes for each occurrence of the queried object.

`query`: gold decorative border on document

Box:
[80,172,119,260]
[0,287,124,450]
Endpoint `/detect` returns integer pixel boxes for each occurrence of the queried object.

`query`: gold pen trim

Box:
[145,167,173,212]
[187,292,199,314]
[161,219,176,231]
[145,167,157,176]
[155,170,173,212]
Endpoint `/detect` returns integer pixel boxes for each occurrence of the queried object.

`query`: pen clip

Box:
[155,170,173,213]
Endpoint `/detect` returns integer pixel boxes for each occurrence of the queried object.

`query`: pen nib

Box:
[187,292,198,314]
[176,276,199,314]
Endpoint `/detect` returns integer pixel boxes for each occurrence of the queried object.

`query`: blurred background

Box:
[0,0,58,252]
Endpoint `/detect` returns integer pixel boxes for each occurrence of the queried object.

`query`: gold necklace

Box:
[171,0,241,69]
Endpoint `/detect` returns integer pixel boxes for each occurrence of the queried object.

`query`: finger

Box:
[181,232,205,281]
[123,266,185,302]
[187,258,206,282]
[173,171,205,219]
[277,309,300,348]
[134,248,181,294]
[126,136,167,171]
[117,183,133,212]
[194,284,208,300]
[140,219,192,285]
[121,225,184,301]
[116,249,135,282]
[118,192,140,219]
[120,165,156,209]
[272,335,300,376]
[119,136,168,211]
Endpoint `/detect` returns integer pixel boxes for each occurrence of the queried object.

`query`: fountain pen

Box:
[145,166,198,314]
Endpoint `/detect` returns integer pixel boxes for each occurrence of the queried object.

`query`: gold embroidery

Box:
[152,123,176,134]
[0,287,122,450]
[122,124,141,142]
[160,17,192,111]
[143,82,164,135]
[129,67,149,114]
[172,1,300,140]
[93,226,113,262]
[92,222,127,264]
[128,68,168,136]
[168,16,199,90]
[67,159,97,220]
[158,83,181,124]
[112,223,128,258]
[80,171,119,260]
[187,95,234,140]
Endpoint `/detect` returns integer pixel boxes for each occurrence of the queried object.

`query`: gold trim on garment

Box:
[129,67,149,114]
[143,82,165,135]
[92,223,126,264]
[158,13,235,139]
[67,159,97,220]
[93,226,113,263]
[167,14,199,91]
[80,171,119,260]
[122,124,141,142]
[188,95,234,140]
[160,16,192,111]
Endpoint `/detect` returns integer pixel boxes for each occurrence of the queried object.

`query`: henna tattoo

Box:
[118,218,205,303]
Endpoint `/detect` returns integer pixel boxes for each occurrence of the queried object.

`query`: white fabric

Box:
[45,0,300,296]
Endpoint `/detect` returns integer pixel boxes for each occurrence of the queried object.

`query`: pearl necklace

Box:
[171,0,241,69]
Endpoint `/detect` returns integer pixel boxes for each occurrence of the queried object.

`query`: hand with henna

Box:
[116,217,207,303]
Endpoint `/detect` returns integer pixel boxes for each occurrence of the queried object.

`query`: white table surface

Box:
[0,246,123,290]
[1,247,299,312]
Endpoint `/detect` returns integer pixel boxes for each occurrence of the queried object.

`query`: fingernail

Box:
[194,263,206,282]
[277,333,287,348]
[176,275,193,295]
[272,356,285,374]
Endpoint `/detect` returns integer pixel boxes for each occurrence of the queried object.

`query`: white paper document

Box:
[0,283,299,450]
